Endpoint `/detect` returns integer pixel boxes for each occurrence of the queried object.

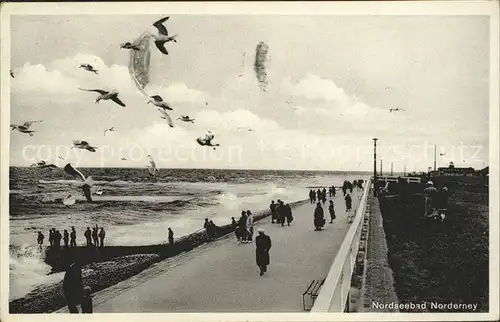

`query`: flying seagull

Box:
[158,108,174,128]
[63,163,95,202]
[30,160,58,169]
[237,127,254,132]
[389,108,405,113]
[440,153,446,156]
[121,157,127,161]
[79,88,126,107]
[72,140,98,152]
[151,16,178,55]
[79,64,98,74]
[177,115,195,123]
[104,126,115,136]
[10,70,14,78]
[63,194,76,206]
[10,120,42,137]
[147,155,158,177]
[147,95,172,110]
[120,42,141,51]
[196,131,220,150]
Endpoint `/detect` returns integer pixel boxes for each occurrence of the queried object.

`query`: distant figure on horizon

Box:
[81,286,93,313]
[84,227,92,246]
[63,261,84,313]
[70,227,77,247]
[345,193,352,212]
[239,211,248,243]
[255,228,272,276]
[92,226,99,247]
[246,210,254,242]
[168,228,174,246]
[99,227,106,247]
[270,200,277,223]
[37,231,44,248]
[285,203,293,226]
[63,229,69,248]
[328,200,336,223]
[314,202,325,231]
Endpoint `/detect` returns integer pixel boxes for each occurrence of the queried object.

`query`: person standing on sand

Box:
[54,230,62,249]
[168,228,174,246]
[345,193,352,212]
[270,200,277,223]
[98,227,106,247]
[63,261,84,313]
[246,210,254,242]
[255,228,271,276]
[37,231,44,248]
[63,229,69,247]
[92,226,99,247]
[70,227,77,247]
[84,227,92,246]
[328,200,336,223]
[314,202,325,231]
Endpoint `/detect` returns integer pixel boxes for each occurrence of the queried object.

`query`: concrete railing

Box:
[310,178,372,312]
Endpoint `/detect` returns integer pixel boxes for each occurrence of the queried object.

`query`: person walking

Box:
[63,261,84,313]
[37,231,45,249]
[63,229,69,248]
[345,193,352,212]
[84,227,92,246]
[255,228,272,276]
[70,227,77,248]
[314,202,325,231]
[246,210,254,242]
[270,200,277,223]
[285,203,293,226]
[238,211,248,243]
[168,228,174,246]
[98,227,106,248]
[328,200,336,223]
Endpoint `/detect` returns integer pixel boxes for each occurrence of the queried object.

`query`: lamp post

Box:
[434,145,437,171]
[373,138,378,196]
[391,162,394,176]
[380,159,383,176]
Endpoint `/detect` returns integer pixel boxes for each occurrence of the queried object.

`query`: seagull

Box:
[177,115,195,123]
[440,153,446,156]
[79,64,98,74]
[236,127,254,132]
[389,108,405,113]
[72,140,97,152]
[30,160,58,169]
[63,163,94,202]
[151,16,178,55]
[10,120,42,136]
[95,188,104,195]
[79,88,126,107]
[196,131,220,150]
[285,100,291,104]
[63,194,76,207]
[10,70,14,78]
[104,126,115,136]
[147,155,158,177]
[158,108,174,128]
[120,42,141,51]
[147,95,172,110]
[121,157,127,161]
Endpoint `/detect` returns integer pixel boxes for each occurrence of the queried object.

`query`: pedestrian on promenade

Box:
[312,190,317,203]
[332,185,336,197]
[246,210,254,242]
[168,227,174,246]
[285,203,293,226]
[84,227,92,246]
[277,200,286,227]
[98,227,106,247]
[238,211,248,243]
[255,228,272,276]
[81,286,93,314]
[314,202,325,231]
[328,200,336,223]
[37,231,44,249]
[63,261,84,313]
[63,229,69,247]
[322,188,327,202]
[70,227,77,247]
[270,200,277,223]
[345,193,352,212]
[92,226,99,247]
[309,190,314,203]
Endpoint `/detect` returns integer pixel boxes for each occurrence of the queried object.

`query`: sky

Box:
[8,14,490,171]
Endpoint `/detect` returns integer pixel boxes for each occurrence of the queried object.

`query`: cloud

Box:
[282,74,350,104]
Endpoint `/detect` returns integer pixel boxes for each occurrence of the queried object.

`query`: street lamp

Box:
[373,138,378,196]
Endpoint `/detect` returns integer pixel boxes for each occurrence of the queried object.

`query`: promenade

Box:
[75,190,361,312]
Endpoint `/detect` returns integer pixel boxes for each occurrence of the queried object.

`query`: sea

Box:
[8,167,369,301]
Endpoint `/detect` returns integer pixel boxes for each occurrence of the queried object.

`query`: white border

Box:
[1,1,498,321]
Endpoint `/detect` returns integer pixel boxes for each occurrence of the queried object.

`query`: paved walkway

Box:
[90,190,362,312]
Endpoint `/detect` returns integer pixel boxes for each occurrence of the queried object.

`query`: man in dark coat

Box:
[92,226,99,247]
[63,229,69,247]
[277,200,286,227]
[328,200,336,223]
[285,203,293,226]
[63,261,84,313]
[84,227,92,246]
[314,202,325,231]
[70,227,77,247]
[238,211,248,242]
[255,228,272,276]
[270,200,277,223]
[168,227,174,245]
[345,193,352,212]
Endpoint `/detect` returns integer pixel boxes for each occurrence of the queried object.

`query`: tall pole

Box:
[380,159,383,176]
[373,138,378,197]
[433,145,436,171]
[391,162,393,176]
[404,164,406,176]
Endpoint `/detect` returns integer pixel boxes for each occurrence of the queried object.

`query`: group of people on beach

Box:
[37,226,106,249]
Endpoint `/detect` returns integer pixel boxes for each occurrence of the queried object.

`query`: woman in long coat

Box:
[255,228,272,276]
[238,211,248,242]
[314,202,325,231]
